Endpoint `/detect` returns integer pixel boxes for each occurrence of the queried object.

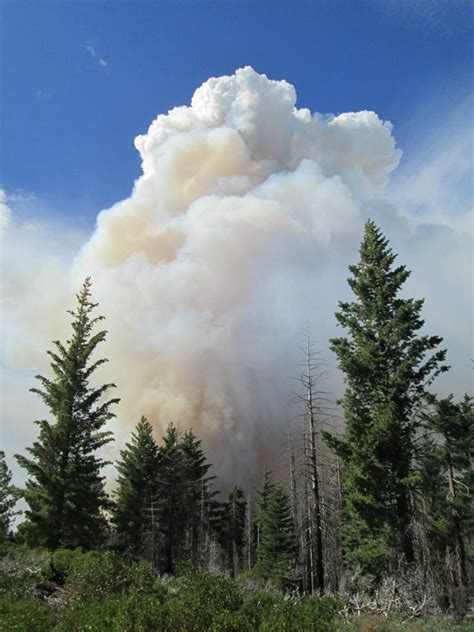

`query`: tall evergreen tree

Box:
[256,471,296,585]
[0,452,20,542]
[16,278,119,550]
[154,423,187,574]
[419,395,473,602]
[180,429,216,565]
[325,220,447,577]
[219,485,246,577]
[113,416,159,558]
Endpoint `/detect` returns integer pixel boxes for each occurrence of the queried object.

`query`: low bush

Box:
[241,591,343,632]
[0,545,50,596]
[66,551,156,601]
[56,591,167,632]
[50,548,83,583]
[0,592,55,631]
[166,572,244,631]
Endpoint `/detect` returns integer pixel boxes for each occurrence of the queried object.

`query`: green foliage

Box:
[256,471,296,585]
[240,591,281,628]
[113,416,159,557]
[418,394,473,605]
[180,429,217,566]
[325,220,448,575]
[0,452,20,542]
[154,423,187,574]
[166,572,243,631]
[67,551,155,600]
[56,591,167,632]
[16,278,119,550]
[50,548,83,582]
[242,592,342,632]
[113,420,218,574]
[0,592,54,631]
[0,545,50,596]
[218,485,246,577]
[338,615,474,632]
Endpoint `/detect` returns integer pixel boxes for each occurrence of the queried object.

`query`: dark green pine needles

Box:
[0,451,20,542]
[16,278,119,550]
[256,471,296,585]
[325,220,448,578]
[113,416,159,558]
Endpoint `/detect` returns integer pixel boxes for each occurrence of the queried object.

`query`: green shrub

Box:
[208,609,253,631]
[0,546,50,596]
[0,592,54,631]
[240,591,283,628]
[242,593,342,632]
[339,617,474,632]
[66,551,130,600]
[56,591,167,632]
[166,572,243,631]
[66,551,156,600]
[50,548,84,583]
[125,560,157,593]
[285,596,342,632]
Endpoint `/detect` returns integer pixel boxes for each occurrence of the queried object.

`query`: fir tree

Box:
[256,471,296,585]
[16,278,119,550]
[325,220,447,577]
[420,395,473,599]
[219,485,246,577]
[180,430,216,565]
[154,423,187,574]
[113,416,159,558]
[0,452,20,542]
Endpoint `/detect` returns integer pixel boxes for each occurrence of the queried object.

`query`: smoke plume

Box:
[2,68,470,484]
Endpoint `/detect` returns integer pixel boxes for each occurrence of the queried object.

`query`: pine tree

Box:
[256,471,296,585]
[325,220,447,577]
[0,452,20,542]
[180,429,216,565]
[219,485,246,577]
[16,278,119,550]
[419,395,473,606]
[113,416,159,559]
[154,423,187,574]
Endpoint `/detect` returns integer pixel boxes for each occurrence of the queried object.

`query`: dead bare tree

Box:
[291,329,333,595]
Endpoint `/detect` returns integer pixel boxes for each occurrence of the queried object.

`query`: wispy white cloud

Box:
[367,0,472,36]
[0,189,12,228]
[84,42,108,69]
[35,88,53,101]
[0,188,39,231]
[388,95,473,229]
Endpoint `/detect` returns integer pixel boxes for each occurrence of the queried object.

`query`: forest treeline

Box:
[1,220,472,626]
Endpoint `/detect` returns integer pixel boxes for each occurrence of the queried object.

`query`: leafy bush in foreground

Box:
[241,592,342,632]
[67,551,156,600]
[0,545,50,596]
[50,548,83,583]
[56,591,167,632]
[0,592,54,632]
[166,572,244,630]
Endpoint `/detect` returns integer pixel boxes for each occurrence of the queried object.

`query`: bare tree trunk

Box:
[306,339,325,594]
[288,426,297,526]
[245,494,253,571]
[447,455,468,590]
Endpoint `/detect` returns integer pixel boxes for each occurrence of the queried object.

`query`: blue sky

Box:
[1,0,472,229]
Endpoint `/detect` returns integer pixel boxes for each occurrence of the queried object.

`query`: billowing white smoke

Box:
[64,67,401,479]
[17,67,474,486]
